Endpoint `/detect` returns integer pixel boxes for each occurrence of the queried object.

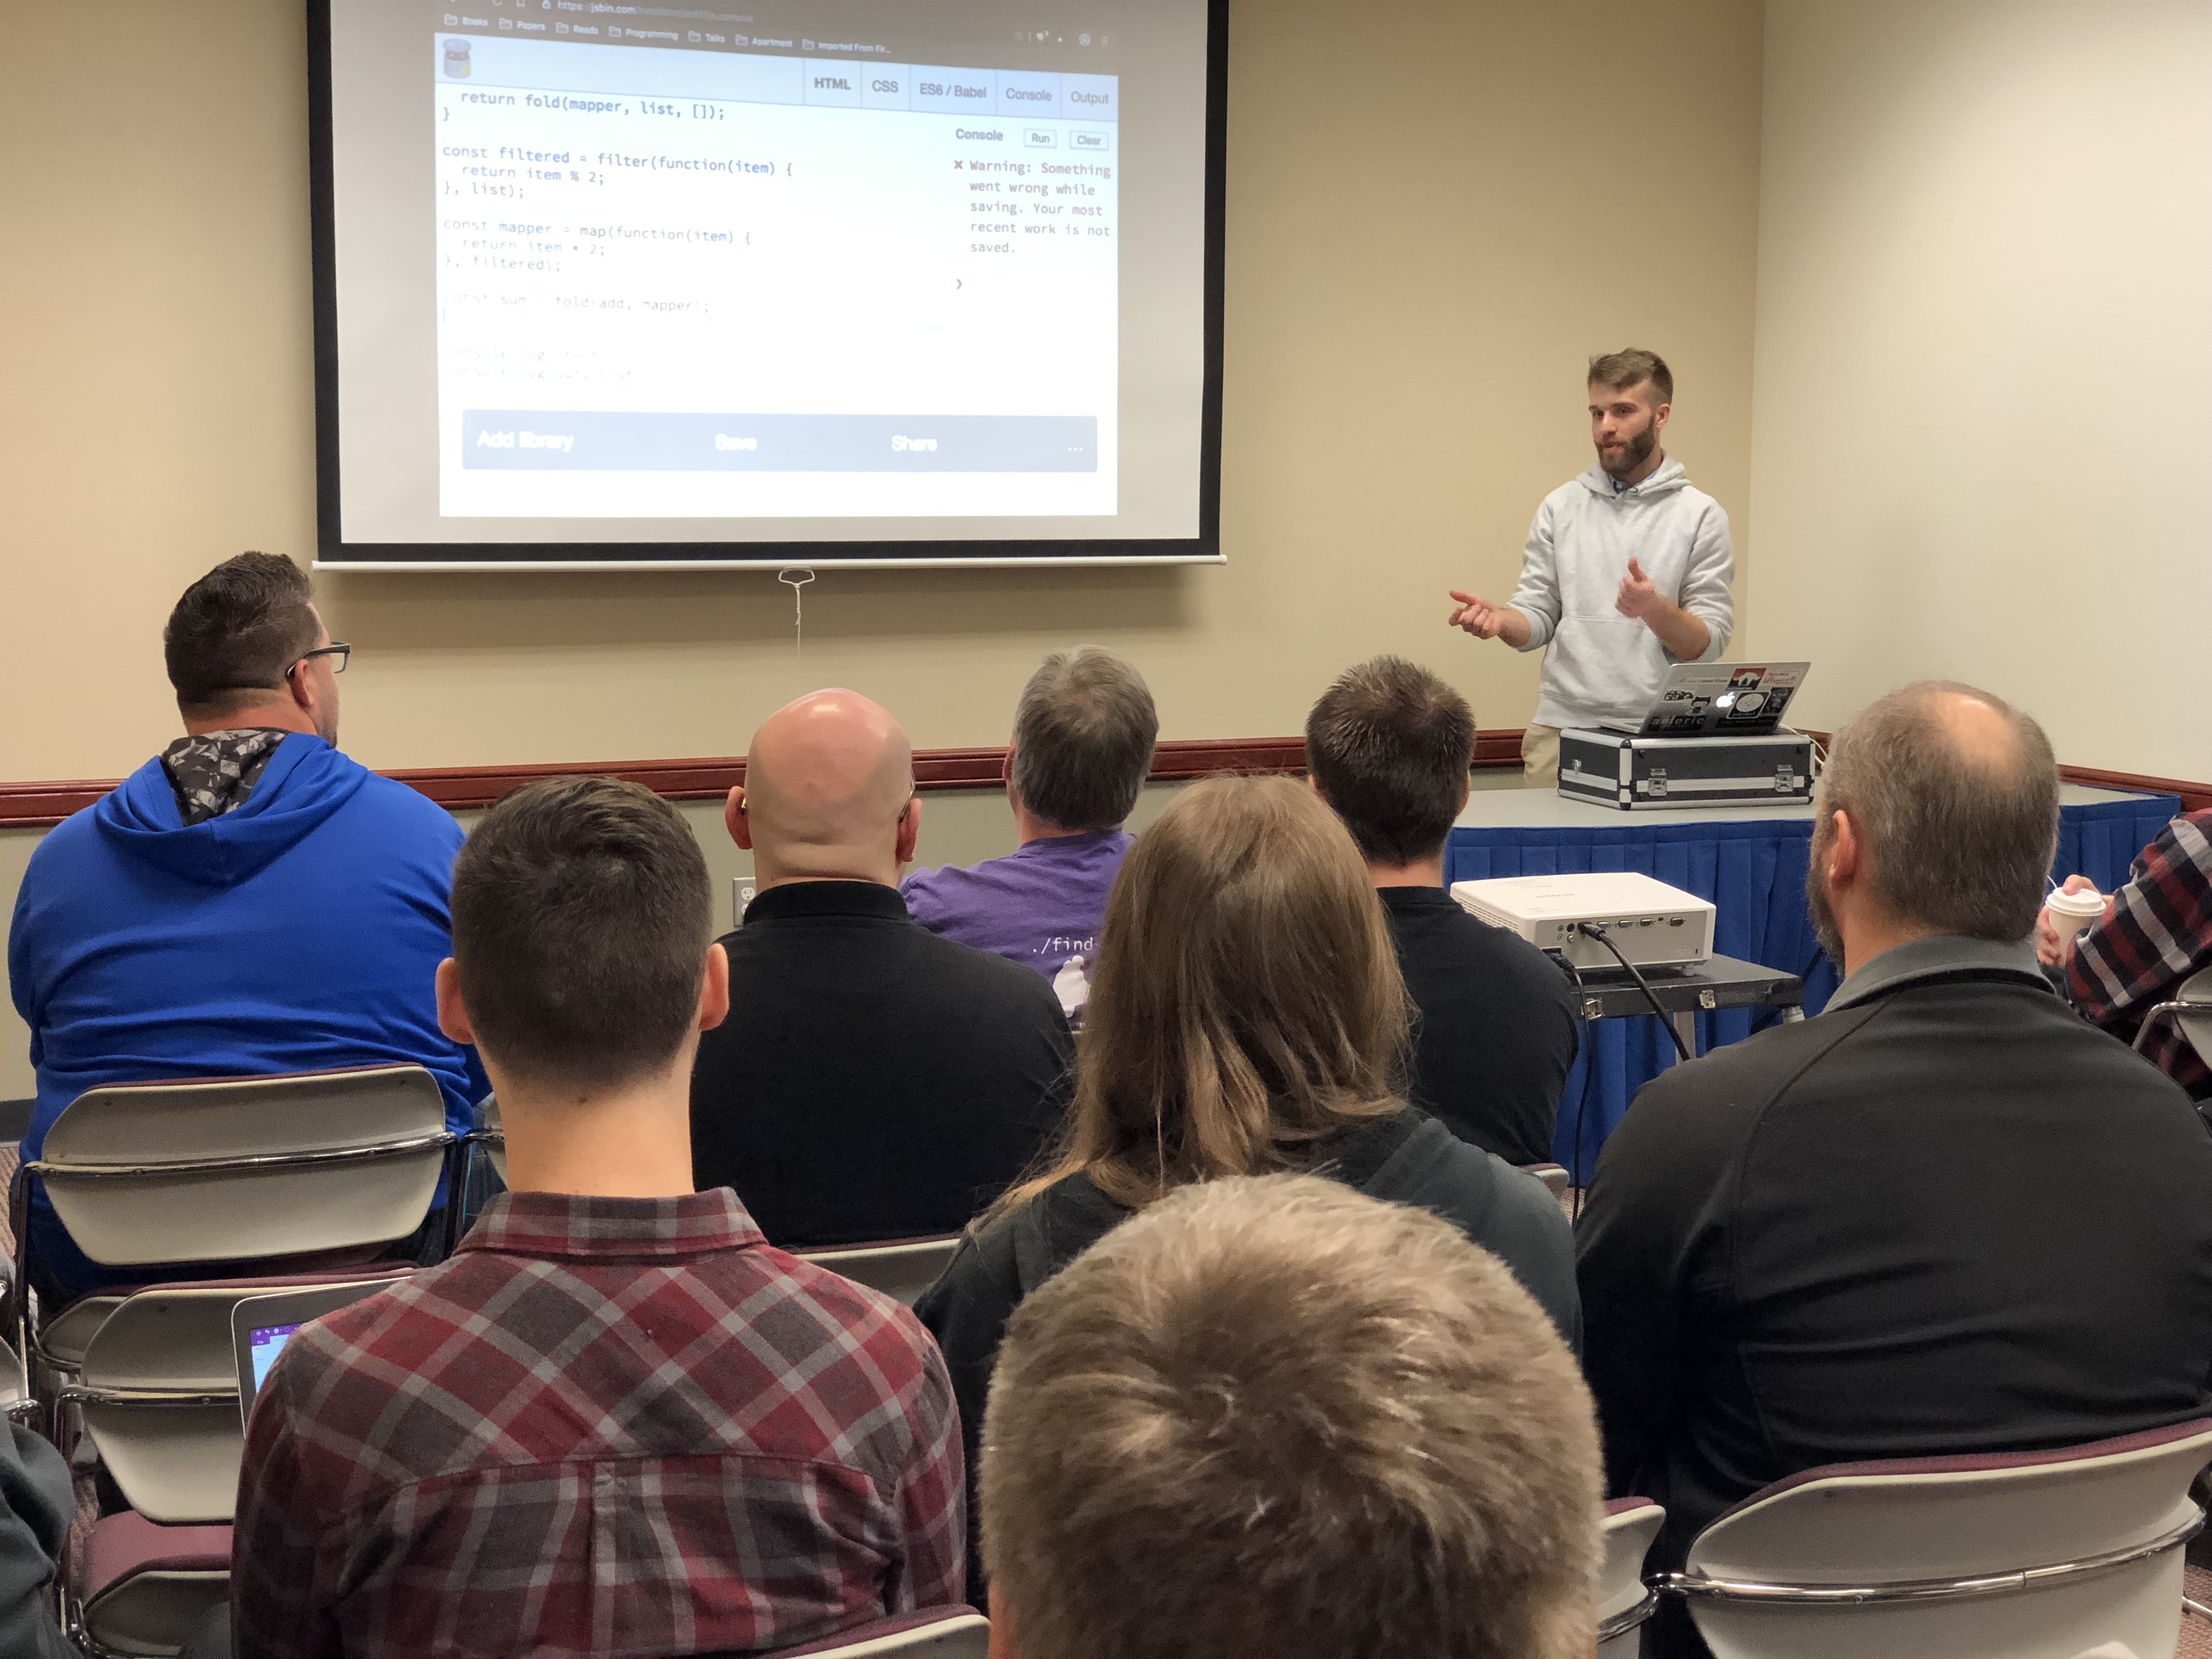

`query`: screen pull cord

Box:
[1575,922,1693,1062]
[778,567,817,659]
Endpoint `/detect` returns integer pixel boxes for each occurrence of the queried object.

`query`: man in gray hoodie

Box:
[1449,349,1735,786]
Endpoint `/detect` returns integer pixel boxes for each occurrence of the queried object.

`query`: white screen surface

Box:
[316,0,1221,567]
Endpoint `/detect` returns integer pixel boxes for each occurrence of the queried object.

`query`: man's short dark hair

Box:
[450,777,712,1088]
[1588,348,1673,407]
[1011,647,1159,832]
[1819,680,2059,941]
[163,552,322,712]
[1305,657,1476,867]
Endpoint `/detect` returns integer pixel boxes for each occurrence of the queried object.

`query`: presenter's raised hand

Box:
[1615,556,1661,620]
[1448,590,1508,639]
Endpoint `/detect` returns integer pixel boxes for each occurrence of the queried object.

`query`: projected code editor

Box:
[433,35,1120,520]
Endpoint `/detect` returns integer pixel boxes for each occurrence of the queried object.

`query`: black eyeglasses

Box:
[288,643,351,678]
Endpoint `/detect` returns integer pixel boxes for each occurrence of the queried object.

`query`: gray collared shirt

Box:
[1825,933,2050,1013]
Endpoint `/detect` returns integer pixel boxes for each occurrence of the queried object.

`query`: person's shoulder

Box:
[347,767,465,843]
[900,855,1004,914]
[754,1246,946,1373]
[911,923,1061,1006]
[1623,1007,1869,1135]
[1419,903,1574,987]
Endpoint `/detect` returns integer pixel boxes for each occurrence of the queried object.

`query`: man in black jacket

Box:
[1577,680,2212,1659]
[690,689,1074,1244]
[1305,656,1579,1165]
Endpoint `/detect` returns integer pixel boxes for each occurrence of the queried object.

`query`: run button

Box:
[1023,126,1057,148]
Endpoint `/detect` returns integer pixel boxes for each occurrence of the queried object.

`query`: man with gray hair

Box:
[904,646,1157,1025]
[1577,681,2212,1659]
[980,1173,1602,1659]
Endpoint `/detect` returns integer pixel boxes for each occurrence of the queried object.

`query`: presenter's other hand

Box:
[1448,590,1508,640]
[2033,874,2101,967]
[1615,556,1661,620]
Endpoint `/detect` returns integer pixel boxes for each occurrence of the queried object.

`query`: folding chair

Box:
[1522,1162,1573,1202]
[1660,1418,2212,1659]
[1599,1497,1664,1656]
[770,1607,990,1657]
[2133,966,2212,1074]
[9,1064,458,1410]
[795,1237,963,1307]
[60,1270,407,1658]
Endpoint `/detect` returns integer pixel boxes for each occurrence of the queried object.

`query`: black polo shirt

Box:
[690,880,1075,1246]
[1578,936,2212,1657]
[1378,885,1581,1166]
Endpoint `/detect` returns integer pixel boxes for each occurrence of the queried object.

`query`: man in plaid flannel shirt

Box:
[2038,808,2212,1100]
[230,778,964,1658]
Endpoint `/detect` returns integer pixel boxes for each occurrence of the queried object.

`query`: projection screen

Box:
[308,0,1226,568]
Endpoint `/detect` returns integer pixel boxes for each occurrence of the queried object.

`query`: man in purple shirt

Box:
[904,647,1158,1025]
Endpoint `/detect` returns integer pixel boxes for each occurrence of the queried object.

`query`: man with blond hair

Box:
[979,1173,1602,1659]
[690,689,1074,1245]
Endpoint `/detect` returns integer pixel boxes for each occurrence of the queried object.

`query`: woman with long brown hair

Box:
[916,775,1577,1577]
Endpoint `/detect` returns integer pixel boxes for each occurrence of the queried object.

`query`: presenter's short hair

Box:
[163,551,321,712]
[1819,680,2058,941]
[981,1174,1602,1659]
[1010,646,1158,832]
[1305,656,1476,866]
[1588,347,1673,406]
[450,777,712,1088]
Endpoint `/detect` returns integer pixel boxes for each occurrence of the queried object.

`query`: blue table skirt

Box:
[1443,792,2183,1180]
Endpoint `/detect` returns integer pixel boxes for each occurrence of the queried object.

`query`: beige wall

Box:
[0,0,1763,785]
[1750,0,2212,778]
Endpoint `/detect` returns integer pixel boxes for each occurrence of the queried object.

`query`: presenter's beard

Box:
[1600,420,1658,479]
[1804,837,1844,966]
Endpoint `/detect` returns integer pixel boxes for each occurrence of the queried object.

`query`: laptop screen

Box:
[249,1323,303,1395]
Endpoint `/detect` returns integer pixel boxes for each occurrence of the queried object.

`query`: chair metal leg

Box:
[2185,1594,2212,1623]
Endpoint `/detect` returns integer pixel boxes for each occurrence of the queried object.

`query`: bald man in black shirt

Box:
[690,689,1073,1245]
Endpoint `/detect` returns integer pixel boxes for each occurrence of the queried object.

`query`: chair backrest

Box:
[1675,1419,2212,1659]
[771,1609,990,1657]
[35,1066,451,1268]
[795,1238,962,1307]
[1598,1498,1664,1657]
[71,1272,408,1524]
[2170,964,2212,1071]
[1523,1162,1573,1201]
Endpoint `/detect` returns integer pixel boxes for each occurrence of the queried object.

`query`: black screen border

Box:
[306,0,1228,570]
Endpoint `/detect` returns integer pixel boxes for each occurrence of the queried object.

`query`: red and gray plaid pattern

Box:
[232,1189,963,1658]
[2069,809,2212,1098]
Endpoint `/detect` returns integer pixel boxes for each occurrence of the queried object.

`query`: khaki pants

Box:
[1522,723,1561,789]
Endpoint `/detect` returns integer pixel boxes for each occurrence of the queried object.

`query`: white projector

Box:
[1451,871,1716,972]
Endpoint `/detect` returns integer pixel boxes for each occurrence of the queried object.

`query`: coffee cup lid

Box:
[2047,887,2103,915]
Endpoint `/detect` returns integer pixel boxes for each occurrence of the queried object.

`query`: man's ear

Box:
[1458,773,1472,812]
[434,958,475,1046]
[895,795,923,866]
[697,941,730,1032]
[1825,808,1864,889]
[725,785,754,851]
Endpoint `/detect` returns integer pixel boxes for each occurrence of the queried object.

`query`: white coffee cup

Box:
[2045,885,2104,940]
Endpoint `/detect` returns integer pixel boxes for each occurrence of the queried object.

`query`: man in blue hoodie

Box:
[8,552,475,1302]
[1446,348,1736,787]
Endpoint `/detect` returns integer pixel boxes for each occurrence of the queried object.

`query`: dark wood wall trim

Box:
[5,732,2196,826]
[2058,765,2212,815]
